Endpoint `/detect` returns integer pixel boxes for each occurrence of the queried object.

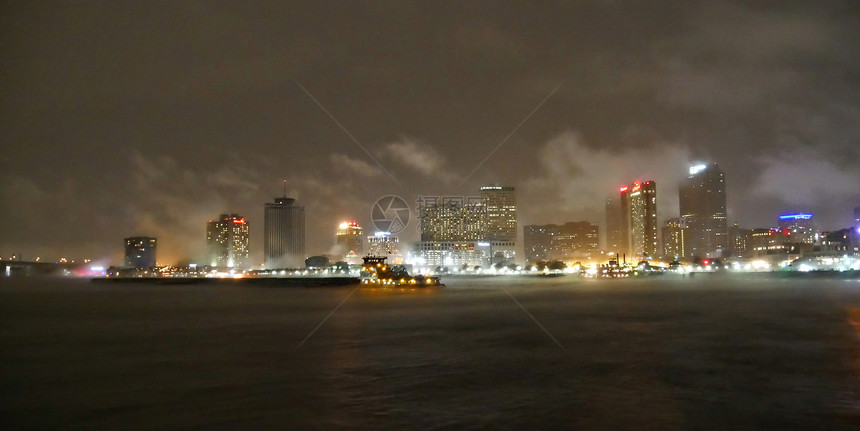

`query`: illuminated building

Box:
[264,196,305,269]
[335,221,363,256]
[551,222,600,262]
[207,214,249,268]
[618,185,631,256]
[416,189,518,267]
[524,222,599,262]
[124,237,156,268]
[418,196,488,241]
[727,223,752,258]
[628,180,658,257]
[480,186,517,242]
[777,213,814,244]
[662,218,688,259]
[368,231,399,257]
[680,163,727,258]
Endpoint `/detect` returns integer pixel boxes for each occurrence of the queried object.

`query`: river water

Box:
[2,275,860,429]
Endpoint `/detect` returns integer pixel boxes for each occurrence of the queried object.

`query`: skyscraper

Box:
[628,180,658,257]
[124,237,156,268]
[367,231,399,257]
[336,221,363,256]
[618,185,631,256]
[264,197,305,269]
[662,218,688,259]
[207,214,249,268]
[480,186,517,241]
[680,163,727,258]
[605,197,622,252]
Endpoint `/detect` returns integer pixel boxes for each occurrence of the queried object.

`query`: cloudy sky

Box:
[2,1,859,265]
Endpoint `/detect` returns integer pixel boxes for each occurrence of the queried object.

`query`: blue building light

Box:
[779,213,813,220]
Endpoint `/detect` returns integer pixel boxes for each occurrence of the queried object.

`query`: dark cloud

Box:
[2,1,859,262]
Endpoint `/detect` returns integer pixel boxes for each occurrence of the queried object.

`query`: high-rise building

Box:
[415,191,516,267]
[618,185,631,256]
[480,186,517,242]
[551,222,600,261]
[335,221,363,256]
[124,237,156,268]
[524,224,558,262]
[662,218,688,259]
[628,180,658,257]
[207,214,249,268]
[605,198,622,252]
[264,197,305,269]
[853,206,859,230]
[777,213,814,244]
[727,223,752,258]
[680,163,727,258]
[367,231,399,257]
[418,196,488,241]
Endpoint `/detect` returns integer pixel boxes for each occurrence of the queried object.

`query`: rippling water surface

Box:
[3,275,860,429]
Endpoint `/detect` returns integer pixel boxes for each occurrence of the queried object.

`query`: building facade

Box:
[264,197,305,269]
[662,218,688,259]
[124,236,157,268]
[628,180,658,258]
[480,186,517,241]
[777,213,814,244]
[335,221,363,256]
[524,224,558,262]
[206,214,249,268]
[679,163,727,258]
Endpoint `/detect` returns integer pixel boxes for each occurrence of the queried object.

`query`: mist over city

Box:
[3,2,860,430]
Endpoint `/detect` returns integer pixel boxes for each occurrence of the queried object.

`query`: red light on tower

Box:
[619,185,629,192]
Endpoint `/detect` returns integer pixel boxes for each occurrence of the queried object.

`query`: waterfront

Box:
[2,276,860,429]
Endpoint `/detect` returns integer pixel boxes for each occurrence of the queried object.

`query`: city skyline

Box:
[2,2,860,264]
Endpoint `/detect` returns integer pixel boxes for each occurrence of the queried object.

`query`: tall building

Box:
[662,218,688,259]
[418,196,487,241]
[524,224,558,262]
[335,221,363,256]
[124,237,156,268]
[207,214,249,268]
[727,223,752,258]
[264,197,305,269]
[618,185,631,256]
[680,163,727,258]
[605,198,622,252]
[552,222,600,261]
[853,206,859,230]
[777,213,814,244]
[627,181,658,257]
[480,186,517,241]
[415,191,516,267]
[367,231,399,257]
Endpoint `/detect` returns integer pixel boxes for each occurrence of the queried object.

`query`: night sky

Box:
[2,1,859,265]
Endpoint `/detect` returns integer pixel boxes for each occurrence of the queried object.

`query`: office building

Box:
[336,221,363,256]
[207,214,249,268]
[628,181,658,257]
[551,222,600,261]
[777,213,814,244]
[680,163,727,258]
[662,218,688,259]
[480,186,517,241]
[618,185,631,256]
[264,196,305,269]
[124,237,156,268]
[418,196,488,242]
[368,231,399,257]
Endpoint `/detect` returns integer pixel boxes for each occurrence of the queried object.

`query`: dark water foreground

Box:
[2,276,860,430]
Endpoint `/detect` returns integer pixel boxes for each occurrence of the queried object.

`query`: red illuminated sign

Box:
[619,185,628,192]
[232,219,246,224]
